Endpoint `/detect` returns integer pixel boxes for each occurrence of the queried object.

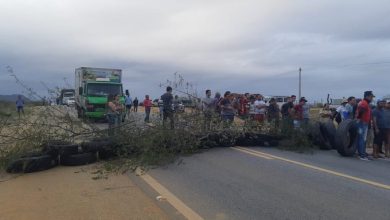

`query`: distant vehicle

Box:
[75,67,124,119]
[263,95,290,107]
[66,97,75,106]
[59,89,75,105]
[174,102,185,113]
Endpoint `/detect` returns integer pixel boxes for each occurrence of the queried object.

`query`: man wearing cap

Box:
[372,99,386,158]
[293,97,307,128]
[355,91,375,161]
[336,99,348,123]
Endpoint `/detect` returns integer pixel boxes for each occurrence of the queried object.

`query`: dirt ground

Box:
[0,164,169,220]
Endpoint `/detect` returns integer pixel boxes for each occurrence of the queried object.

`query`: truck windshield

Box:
[64,93,74,97]
[87,84,122,96]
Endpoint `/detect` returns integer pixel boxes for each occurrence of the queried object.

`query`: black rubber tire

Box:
[308,122,328,149]
[60,152,97,166]
[323,121,337,149]
[48,144,79,156]
[7,154,58,173]
[268,140,279,147]
[99,149,116,160]
[217,132,236,147]
[81,142,104,153]
[319,123,333,150]
[335,119,358,157]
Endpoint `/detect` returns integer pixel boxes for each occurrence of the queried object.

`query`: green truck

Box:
[75,67,124,119]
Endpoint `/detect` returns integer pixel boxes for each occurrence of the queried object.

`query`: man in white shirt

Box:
[254,95,266,122]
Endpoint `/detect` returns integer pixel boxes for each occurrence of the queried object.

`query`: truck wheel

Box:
[60,152,97,166]
[335,119,358,157]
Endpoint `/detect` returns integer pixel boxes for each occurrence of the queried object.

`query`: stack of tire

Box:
[6,139,116,174]
[307,120,337,150]
[308,119,358,157]
[235,132,279,147]
[334,119,358,157]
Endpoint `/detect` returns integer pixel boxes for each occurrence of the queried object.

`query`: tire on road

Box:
[81,141,105,153]
[60,152,97,166]
[335,119,358,157]
[318,122,334,150]
[49,144,79,156]
[267,140,279,147]
[323,120,337,149]
[7,154,58,173]
[98,149,116,160]
[308,122,328,149]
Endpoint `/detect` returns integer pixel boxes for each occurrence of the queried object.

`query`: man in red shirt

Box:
[356,91,374,160]
[293,97,307,128]
[143,95,153,123]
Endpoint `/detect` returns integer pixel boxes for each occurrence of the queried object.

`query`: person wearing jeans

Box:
[143,95,152,123]
[357,121,369,158]
[356,91,375,160]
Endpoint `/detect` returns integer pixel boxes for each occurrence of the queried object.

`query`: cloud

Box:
[0,0,389,101]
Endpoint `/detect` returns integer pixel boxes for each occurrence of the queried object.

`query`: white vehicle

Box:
[66,97,75,106]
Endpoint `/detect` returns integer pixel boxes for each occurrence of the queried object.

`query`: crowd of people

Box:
[86,87,390,160]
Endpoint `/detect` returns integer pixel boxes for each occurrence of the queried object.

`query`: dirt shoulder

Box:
[0,165,169,220]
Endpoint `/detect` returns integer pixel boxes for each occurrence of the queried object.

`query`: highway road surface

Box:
[132,146,390,220]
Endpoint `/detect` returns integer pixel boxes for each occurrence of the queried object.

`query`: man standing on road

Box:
[16,95,25,119]
[356,91,374,161]
[161,86,174,129]
[254,95,266,123]
[124,90,132,118]
[133,97,139,112]
[267,98,280,131]
[202,89,214,131]
[220,91,235,125]
[143,95,152,123]
[344,96,356,120]
[383,101,390,157]
[302,98,310,126]
[372,100,386,158]
[281,95,296,133]
[293,97,307,128]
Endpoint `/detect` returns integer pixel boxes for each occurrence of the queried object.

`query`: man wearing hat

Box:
[335,99,348,124]
[355,91,375,160]
[293,97,308,128]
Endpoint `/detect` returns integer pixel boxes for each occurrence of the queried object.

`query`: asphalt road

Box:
[140,147,390,220]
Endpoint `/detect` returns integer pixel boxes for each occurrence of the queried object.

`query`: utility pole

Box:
[298,67,302,100]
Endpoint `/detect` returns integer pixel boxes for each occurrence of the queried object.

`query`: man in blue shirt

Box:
[161,86,174,129]
[16,95,25,119]
[373,100,386,158]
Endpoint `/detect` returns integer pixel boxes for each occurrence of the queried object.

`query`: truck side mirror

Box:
[79,87,83,95]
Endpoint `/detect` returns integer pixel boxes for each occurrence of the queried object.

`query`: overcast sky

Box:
[1,0,390,101]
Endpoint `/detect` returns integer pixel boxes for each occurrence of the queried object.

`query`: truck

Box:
[75,67,124,119]
[59,89,75,106]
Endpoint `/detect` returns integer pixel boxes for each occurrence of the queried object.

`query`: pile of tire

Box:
[235,132,279,147]
[334,119,358,157]
[6,138,116,174]
[307,121,337,150]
